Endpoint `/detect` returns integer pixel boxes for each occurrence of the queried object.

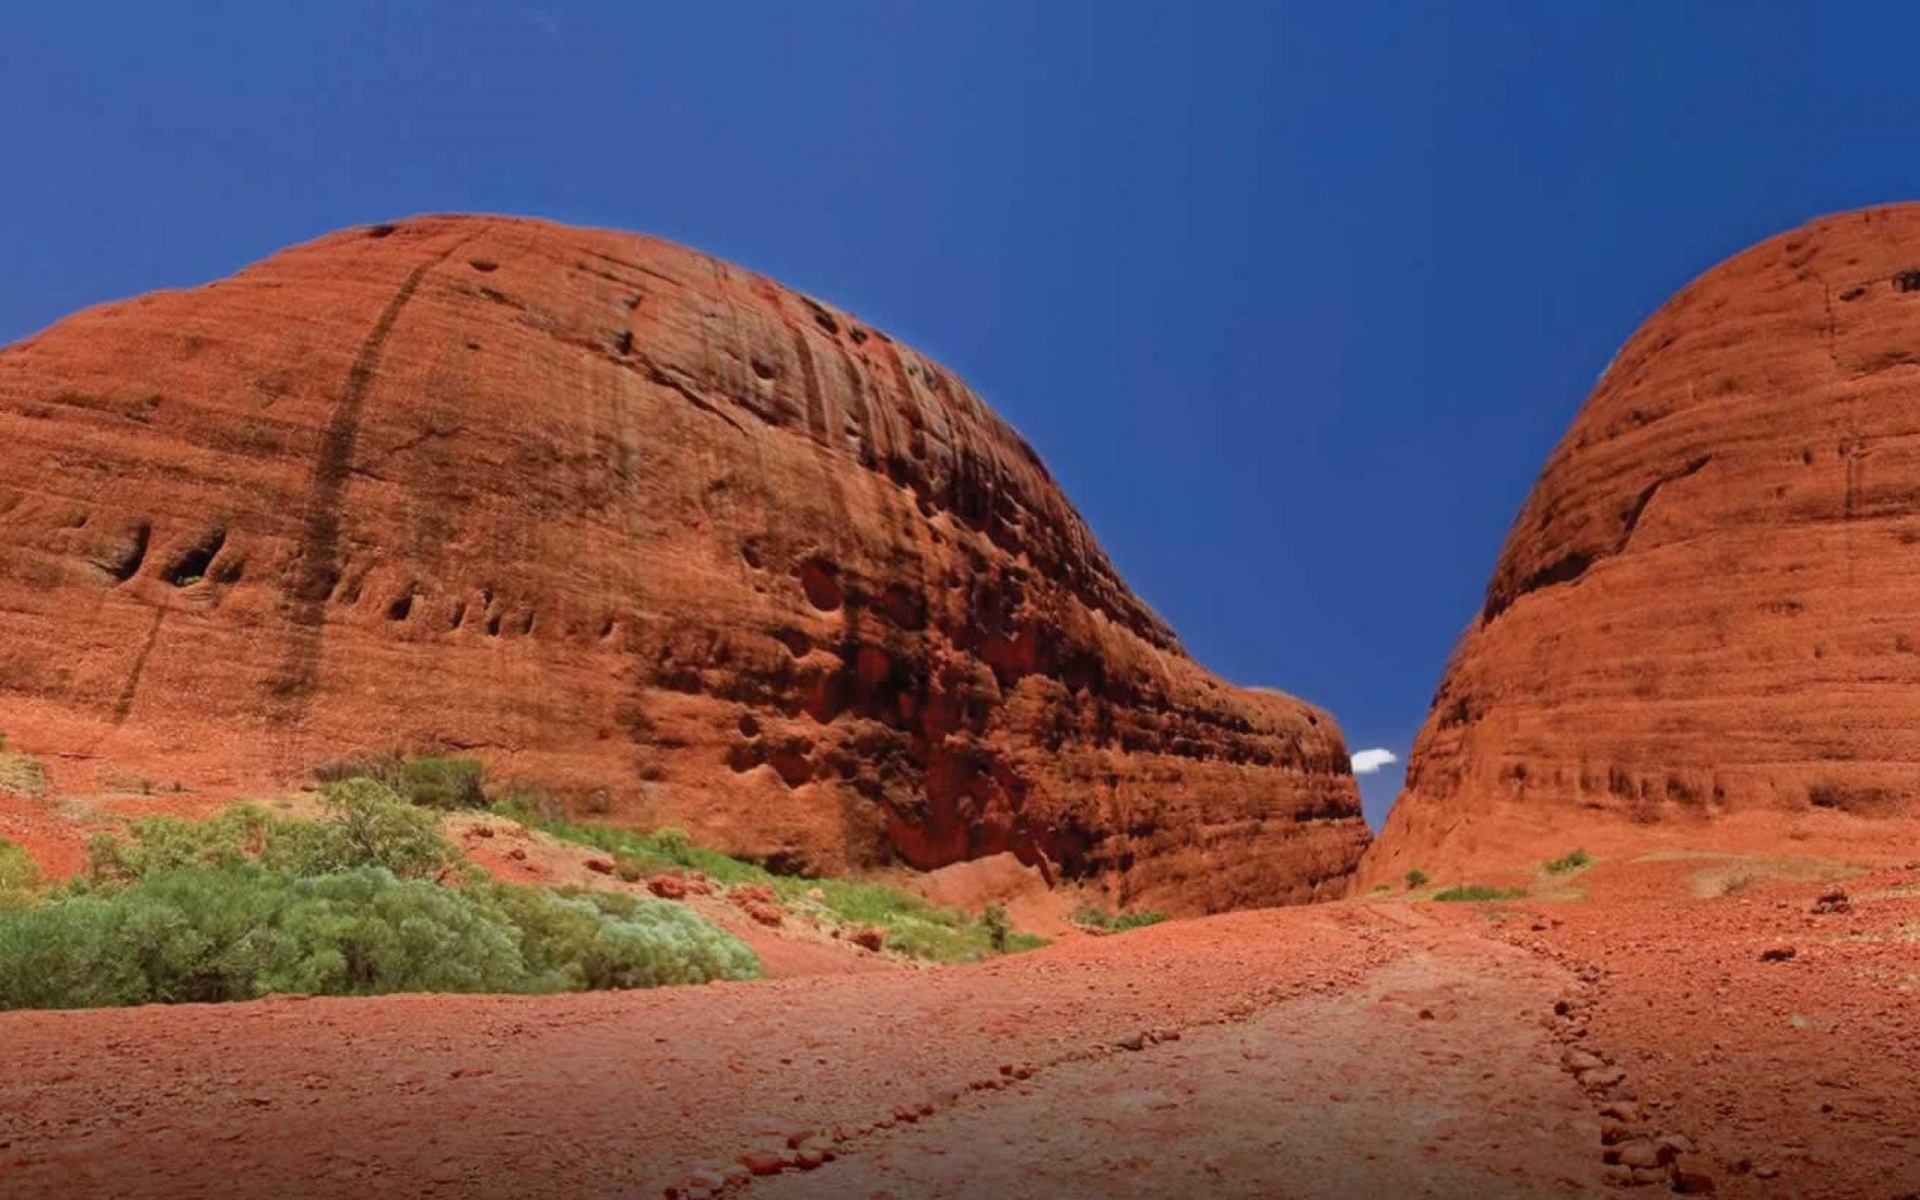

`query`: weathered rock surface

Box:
[0,214,1367,911]
[1365,203,1920,884]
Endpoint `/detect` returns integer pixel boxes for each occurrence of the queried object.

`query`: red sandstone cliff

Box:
[0,215,1368,912]
[1363,203,1920,886]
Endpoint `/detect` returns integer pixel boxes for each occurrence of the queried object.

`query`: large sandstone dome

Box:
[0,214,1368,911]
[1364,204,1920,884]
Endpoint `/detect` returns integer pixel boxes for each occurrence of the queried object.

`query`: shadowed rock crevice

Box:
[1482,454,1713,624]
[93,519,150,583]
[162,527,227,586]
[269,238,471,724]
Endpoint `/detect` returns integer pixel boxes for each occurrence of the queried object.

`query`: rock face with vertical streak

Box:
[0,215,1368,912]
[1362,204,1920,886]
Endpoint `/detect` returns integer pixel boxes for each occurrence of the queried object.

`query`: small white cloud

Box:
[1350,747,1399,776]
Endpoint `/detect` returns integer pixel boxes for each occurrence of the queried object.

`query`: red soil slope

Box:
[0,215,1367,912]
[1366,204,1920,885]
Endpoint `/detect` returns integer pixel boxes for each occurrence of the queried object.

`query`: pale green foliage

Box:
[397,758,487,810]
[312,751,487,809]
[0,838,36,893]
[503,803,1047,961]
[0,745,49,798]
[303,779,456,877]
[483,885,762,990]
[983,902,1012,953]
[87,781,453,884]
[0,783,759,1009]
[1544,848,1592,875]
[492,803,764,884]
[1073,905,1170,933]
[1432,884,1526,902]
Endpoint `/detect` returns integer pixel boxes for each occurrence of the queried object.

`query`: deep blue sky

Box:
[4,3,1917,825]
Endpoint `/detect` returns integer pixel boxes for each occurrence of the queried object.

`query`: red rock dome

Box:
[0,214,1368,911]
[1363,204,1920,885]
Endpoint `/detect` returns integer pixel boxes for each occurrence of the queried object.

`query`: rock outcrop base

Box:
[0,214,1368,912]
[1365,203,1920,884]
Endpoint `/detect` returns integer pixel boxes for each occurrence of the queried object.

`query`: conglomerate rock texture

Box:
[0,214,1367,911]
[1364,204,1920,884]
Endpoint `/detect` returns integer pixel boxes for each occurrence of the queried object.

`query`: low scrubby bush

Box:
[1073,905,1170,933]
[1404,869,1430,890]
[490,804,767,885]
[983,902,1012,953]
[399,758,488,810]
[0,838,37,894]
[1432,884,1526,903]
[0,783,760,1009]
[1544,848,1592,875]
[312,747,406,788]
[87,780,453,884]
[0,741,50,798]
[313,751,487,810]
[2,867,522,1007]
[494,802,1048,961]
[483,884,761,990]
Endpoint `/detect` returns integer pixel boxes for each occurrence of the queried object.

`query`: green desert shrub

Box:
[313,751,487,810]
[0,866,529,1008]
[483,884,761,990]
[983,902,1012,953]
[88,781,453,884]
[651,826,695,864]
[312,747,406,788]
[300,779,456,877]
[1073,905,1170,933]
[784,875,1044,960]
[0,866,760,1010]
[490,804,768,885]
[495,803,1047,962]
[0,778,772,1008]
[398,757,488,810]
[1544,848,1592,875]
[85,808,262,881]
[265,870,534,996]
[0,838,37,894]
[0,867,291,1007]
[0,741,50,798]
[1404,869,1430,890]
[1432,884,1526,903]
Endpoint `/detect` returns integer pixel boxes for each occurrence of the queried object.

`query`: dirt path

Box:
[0,904,1606,1200]
[755,915,1603,1199]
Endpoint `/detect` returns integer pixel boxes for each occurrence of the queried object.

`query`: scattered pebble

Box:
[1577,1065,1626,1090]
[1563,1048,1605,1073]
[1810,890,1851,915]
[739,1150,785,1176]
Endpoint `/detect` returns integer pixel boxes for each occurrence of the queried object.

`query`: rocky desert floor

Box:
[2,843,1916,1200]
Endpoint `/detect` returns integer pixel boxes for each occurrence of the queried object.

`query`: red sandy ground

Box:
[1,847,1915,1200]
